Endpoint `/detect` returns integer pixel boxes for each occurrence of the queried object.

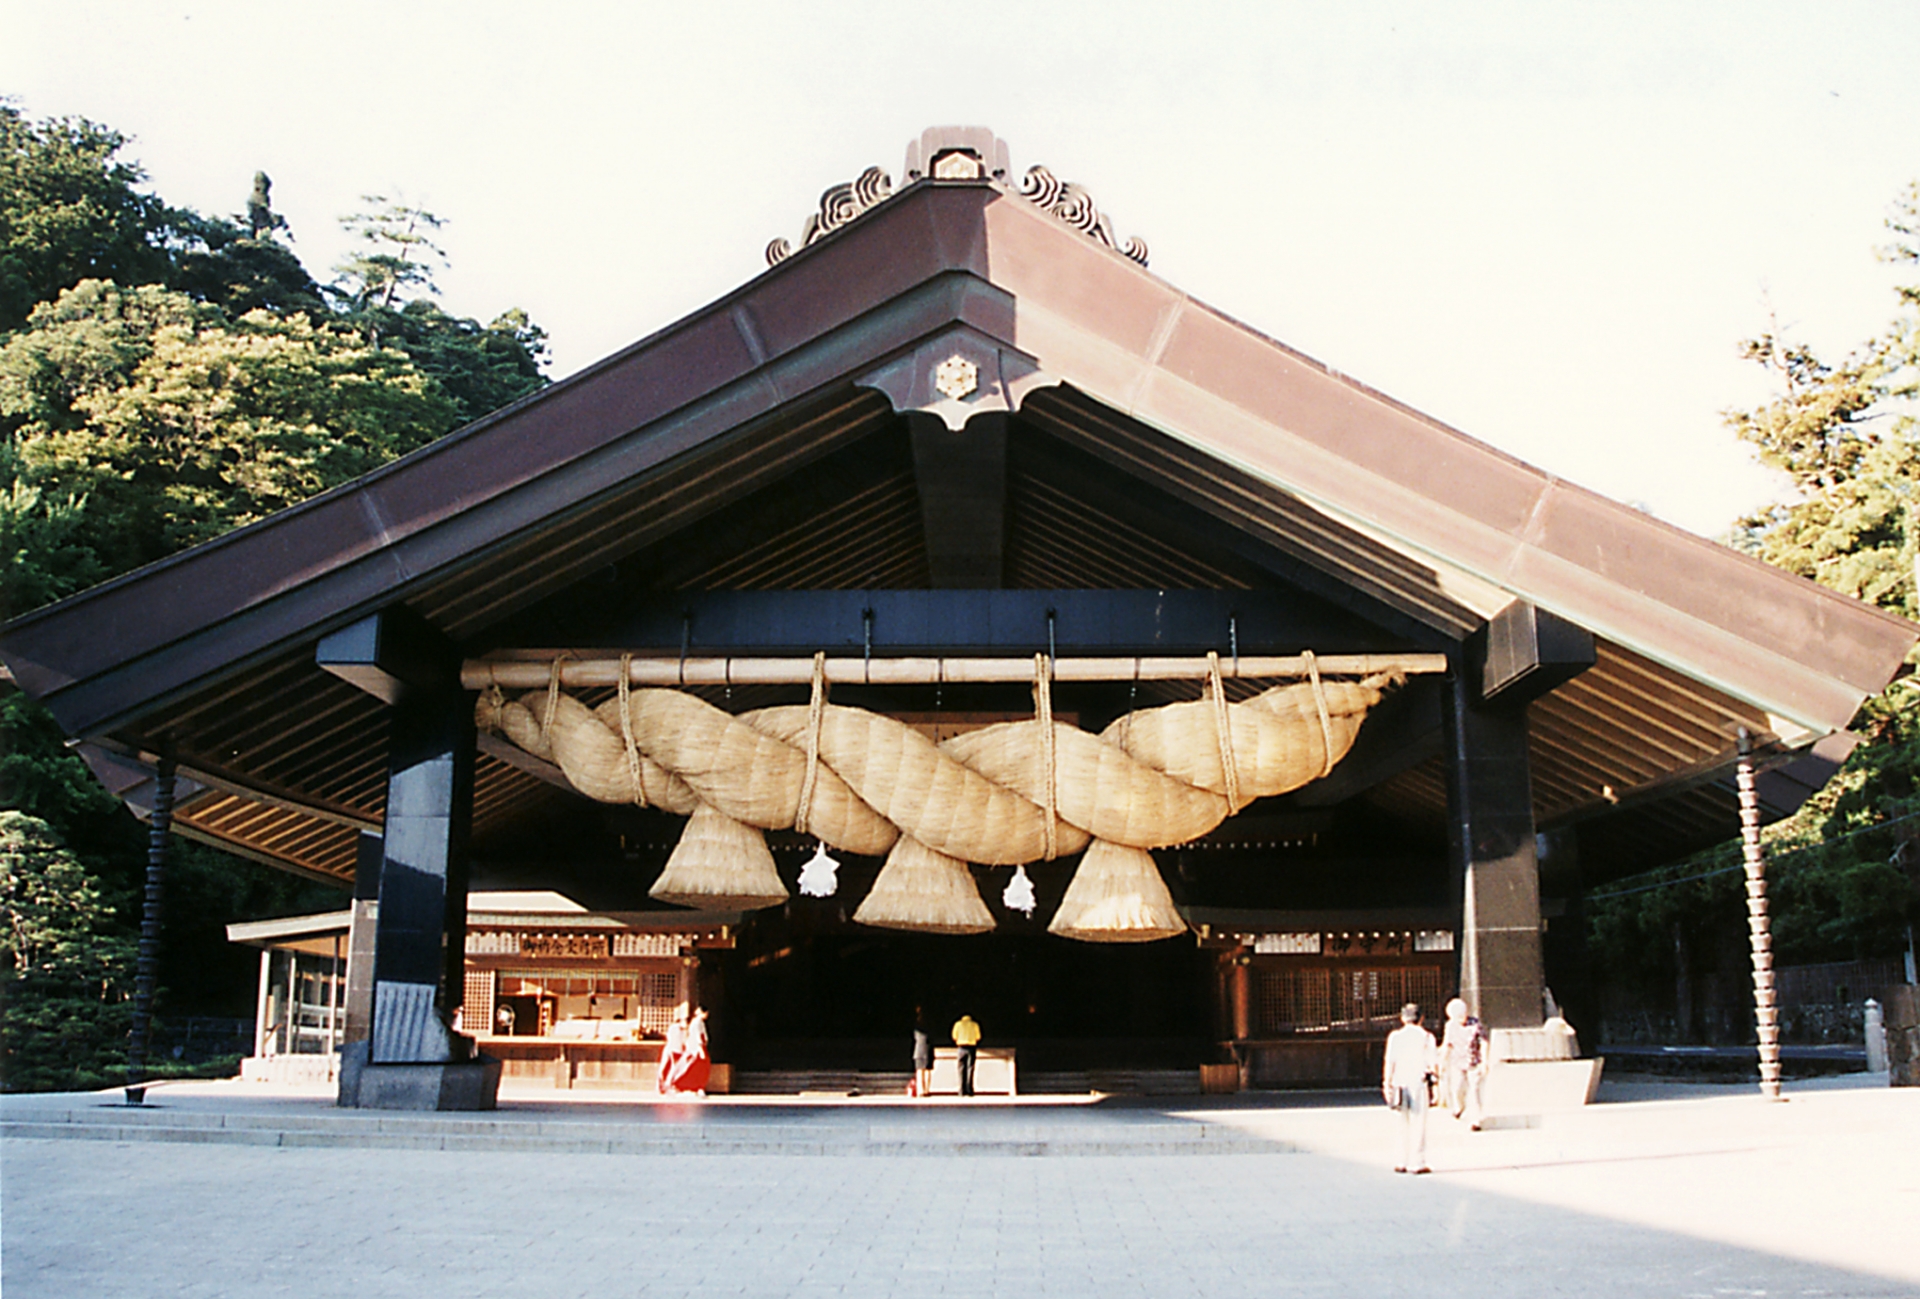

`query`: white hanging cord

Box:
[795,651,827,836]
[1035,652,1058,861]
[617,652,644,804]
[1207,650,1242,810]
[1302,649,1335,778]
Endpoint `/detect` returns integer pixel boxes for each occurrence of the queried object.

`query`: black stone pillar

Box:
[1442,669,1545,1029]
[341,831,382,1046]
[368,687,474,1064]
[320,607,499,1109]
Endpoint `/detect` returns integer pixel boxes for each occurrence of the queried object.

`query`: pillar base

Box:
[336,1040,502,1111]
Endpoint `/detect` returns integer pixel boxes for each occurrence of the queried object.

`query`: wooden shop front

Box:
[459,910,734,1090]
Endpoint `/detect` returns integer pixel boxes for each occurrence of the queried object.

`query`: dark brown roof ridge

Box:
[2,175,1912,743]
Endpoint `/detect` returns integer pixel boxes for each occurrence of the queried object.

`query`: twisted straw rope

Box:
[476,656,1392,870]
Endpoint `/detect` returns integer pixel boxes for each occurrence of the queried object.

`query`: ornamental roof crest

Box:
[765,127,1148,269]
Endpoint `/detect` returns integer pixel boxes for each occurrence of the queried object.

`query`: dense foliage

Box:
[0,106,548,1090]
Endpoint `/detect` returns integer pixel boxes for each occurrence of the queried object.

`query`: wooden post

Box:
[328,933,343,1056]
[253,949,272,1060]
[1737,729,1783,1100]
[125,754,174,1105]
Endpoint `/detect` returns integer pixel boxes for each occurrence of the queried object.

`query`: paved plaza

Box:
[4,1073,1916,1298]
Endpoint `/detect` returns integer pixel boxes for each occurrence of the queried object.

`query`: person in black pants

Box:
[952,1013,982,1096]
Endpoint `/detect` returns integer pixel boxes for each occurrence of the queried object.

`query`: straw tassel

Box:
[853,835,995,935]
[649,803,790,910]
[1047,840,1187,943]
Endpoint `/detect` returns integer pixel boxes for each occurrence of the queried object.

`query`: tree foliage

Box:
[0,106,552,1089]
[1727,185,1920,619]
[0,107,176,334]
[1,280,454,610]
[0,812,134,1091]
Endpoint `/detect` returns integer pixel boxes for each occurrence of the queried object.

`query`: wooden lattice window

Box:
[1258,964,1449,1035]
[461,969,495,1036]
[633,972,679,1034]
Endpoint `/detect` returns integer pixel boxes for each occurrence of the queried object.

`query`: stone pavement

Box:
[4,1073,1916,1298]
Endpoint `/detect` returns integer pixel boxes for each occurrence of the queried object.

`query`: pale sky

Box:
[7,0,1918,537]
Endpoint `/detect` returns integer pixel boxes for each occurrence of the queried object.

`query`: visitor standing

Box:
[912,1014,933,1099]
[1382,1002,1436,1173]
[1439,997,1488,1129]
[952,1013,982,1096]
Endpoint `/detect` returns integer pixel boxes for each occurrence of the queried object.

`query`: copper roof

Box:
[4,134,1913,889]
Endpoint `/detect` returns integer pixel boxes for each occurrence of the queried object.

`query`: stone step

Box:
[1,1100,1286,1157]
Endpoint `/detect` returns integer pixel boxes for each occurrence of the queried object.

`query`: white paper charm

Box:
[797,842,841,897]
[1003,864,1037,917]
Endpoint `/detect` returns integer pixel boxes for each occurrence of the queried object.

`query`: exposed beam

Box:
[476,731,579,795]
[463,651,1448,691]
[317,606,462,706]
[76,737,380,833]
[1478,600,1596,706]
[908,410,1007,586]
[483,589,1415,660]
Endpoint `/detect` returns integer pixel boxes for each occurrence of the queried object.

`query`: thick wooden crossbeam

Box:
[460,653,1450,692]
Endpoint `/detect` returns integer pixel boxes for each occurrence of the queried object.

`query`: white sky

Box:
[6,0,1918,537]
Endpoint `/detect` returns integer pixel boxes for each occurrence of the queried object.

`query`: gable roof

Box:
[3,136,1913,885]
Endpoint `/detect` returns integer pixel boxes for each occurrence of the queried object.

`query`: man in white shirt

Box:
[1382,1002,1437,1174]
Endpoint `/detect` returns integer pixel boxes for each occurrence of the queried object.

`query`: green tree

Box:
[0,812,135,1091]
[1727,183,1920,620]
[0,279,456,611]
[334,196,446,316]
[0,107,177,334]
[330,197,547,421]
[0,109,551,1089]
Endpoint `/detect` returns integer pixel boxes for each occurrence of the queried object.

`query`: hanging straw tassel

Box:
[853,835,995,935]
[1047,840,1187,943]
[650,802,791,910]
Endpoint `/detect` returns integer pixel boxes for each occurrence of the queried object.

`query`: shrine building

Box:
[4,127,1914,1107]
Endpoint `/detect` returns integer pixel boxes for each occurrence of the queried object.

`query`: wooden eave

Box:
[2,177,1913,885]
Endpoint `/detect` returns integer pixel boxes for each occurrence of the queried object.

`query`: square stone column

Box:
[1442,671,1546,1029]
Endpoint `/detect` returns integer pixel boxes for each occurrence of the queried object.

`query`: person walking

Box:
[1382,1002,1436,1174]
[1439,997,1489,1129]
[951,1013,982,1097]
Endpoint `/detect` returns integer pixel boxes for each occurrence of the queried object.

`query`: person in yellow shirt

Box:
[951,1013,982,1096]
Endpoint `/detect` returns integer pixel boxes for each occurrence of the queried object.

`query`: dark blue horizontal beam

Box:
[484,589,1439,657]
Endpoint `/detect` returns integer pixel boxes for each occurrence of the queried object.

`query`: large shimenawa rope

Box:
[475,660,1396,877]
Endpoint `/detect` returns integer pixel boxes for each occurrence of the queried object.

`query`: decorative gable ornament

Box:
[766,131,1148,268]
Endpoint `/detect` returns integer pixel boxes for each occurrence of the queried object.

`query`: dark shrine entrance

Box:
[726,928,1214,1075]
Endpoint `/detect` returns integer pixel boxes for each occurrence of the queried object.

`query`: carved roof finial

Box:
[765,129,1148,269]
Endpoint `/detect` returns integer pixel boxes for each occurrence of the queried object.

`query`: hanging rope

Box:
[480,654,1397,867]
[541,653,572,749]
[616,652,646,804]
[1035,653,1059,861]
[1206,650,1243,811]
[1302,649,1335,778]
[795,650,828,836]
